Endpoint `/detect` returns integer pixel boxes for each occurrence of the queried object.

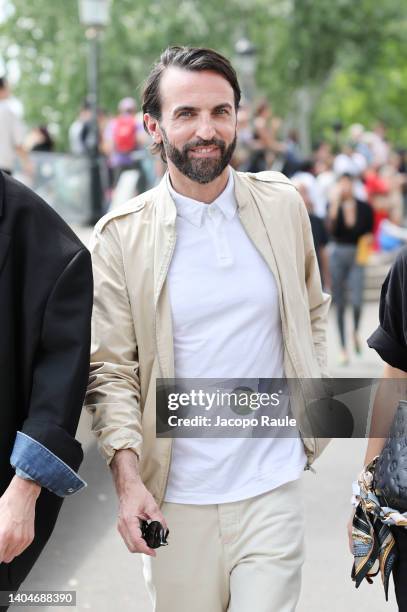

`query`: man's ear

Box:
[144,113,162,143]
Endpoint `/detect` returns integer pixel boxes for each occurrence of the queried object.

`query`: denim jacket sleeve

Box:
[10,431,87,497]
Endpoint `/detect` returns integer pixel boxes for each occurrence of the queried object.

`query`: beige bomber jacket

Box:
[85,168,332,506]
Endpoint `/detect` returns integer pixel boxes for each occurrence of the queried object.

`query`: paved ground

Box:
[21,225,397,611]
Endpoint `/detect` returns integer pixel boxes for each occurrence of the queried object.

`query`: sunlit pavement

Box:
[22,225,393,611]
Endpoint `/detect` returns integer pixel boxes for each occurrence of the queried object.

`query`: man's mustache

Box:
[183,139,226,153]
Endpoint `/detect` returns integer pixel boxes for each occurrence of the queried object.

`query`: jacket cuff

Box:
[20,419,84,472]
[14,467,35,481]
[100,443,141,466]
[10,432,87,498]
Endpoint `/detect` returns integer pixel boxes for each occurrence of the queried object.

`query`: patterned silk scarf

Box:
[351,457,407,600]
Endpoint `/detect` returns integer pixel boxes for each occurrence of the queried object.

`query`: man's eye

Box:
[215,108,229,115]
[179,111,193,117]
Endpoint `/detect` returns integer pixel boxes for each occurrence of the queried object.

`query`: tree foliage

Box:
[1,0,406,148]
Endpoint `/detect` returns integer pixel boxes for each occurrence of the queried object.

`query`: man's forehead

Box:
[159,66,235,111]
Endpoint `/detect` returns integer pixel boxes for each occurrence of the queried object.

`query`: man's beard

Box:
[161,128,237,184]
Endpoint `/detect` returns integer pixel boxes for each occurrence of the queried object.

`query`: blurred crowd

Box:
[233,100,406,252]
[66,94,407,364]
[232,99,407,364]
[2,75,407,364]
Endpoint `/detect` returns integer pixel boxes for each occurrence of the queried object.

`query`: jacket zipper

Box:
[153,226,177,505]
[238,208,317,472]
[154,229,177,376]
[282,329,318,473]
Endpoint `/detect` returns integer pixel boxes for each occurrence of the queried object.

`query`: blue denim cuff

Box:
[15,467,35,481]
[10,431,87,497]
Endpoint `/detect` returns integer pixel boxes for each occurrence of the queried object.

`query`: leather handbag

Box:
[374,400,407,512]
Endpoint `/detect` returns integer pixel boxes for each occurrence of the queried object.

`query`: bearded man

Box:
[86,46,330,612]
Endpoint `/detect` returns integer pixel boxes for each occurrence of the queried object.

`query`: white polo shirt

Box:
[164,169,306,504]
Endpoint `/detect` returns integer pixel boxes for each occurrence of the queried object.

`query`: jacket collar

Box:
[157,173,177,226]
[166,170,236,227]
[152,166,286,381]
[152,167,251,381]
[156,166,249,225]
[232,167,254,212]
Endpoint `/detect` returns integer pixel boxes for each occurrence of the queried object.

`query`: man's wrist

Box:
[111,449,140,471]
[110,449,142,495]
[11,475,41,499]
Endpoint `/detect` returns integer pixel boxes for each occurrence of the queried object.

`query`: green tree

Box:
[1,0,406,150]
[257,0,406,151]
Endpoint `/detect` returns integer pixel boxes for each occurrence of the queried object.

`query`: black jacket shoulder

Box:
[0,171,86,256]
[392,245,407,275]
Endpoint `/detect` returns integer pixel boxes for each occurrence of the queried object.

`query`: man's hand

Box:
[0,476,41,564]
[111,450,168,557]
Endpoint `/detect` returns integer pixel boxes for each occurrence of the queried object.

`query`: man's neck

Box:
[167,164,230,204]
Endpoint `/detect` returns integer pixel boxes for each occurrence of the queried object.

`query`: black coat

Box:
[0,171,93,595]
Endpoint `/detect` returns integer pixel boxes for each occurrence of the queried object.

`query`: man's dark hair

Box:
[299,159,314,173]
[0,76,7,90]
[142,46,241,161]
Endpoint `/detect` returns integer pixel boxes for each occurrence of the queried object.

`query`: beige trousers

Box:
[142,478,305,612]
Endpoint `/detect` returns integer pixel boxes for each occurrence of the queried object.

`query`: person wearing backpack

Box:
[103,97,140,186]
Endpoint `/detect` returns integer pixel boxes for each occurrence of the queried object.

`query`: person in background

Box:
[314,158,336,214]
[348,247,407,610]
[328,173,374,365]
[247,100,284,172]
[293,160,327,218]
[370,121,391,167]
[0,77,30,175]
[364,162,391,251]
[348,123,373,165]
[335,141,367,171]
[381,152,405,224]
[0,171,93,610]
[25,125,54,153]
[281,129,303,178]
[293,179,330,290]
[232,104,255,170]
[314,141,333,168]
[398,148,407,219]
[68,100,91,155]
[103,97,141,186]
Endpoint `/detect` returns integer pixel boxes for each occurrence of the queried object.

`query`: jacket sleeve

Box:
[85,221,142,465]
[11,432,86,497]
[19,248,93,472]
[367,247,407,370]
[298,195,331,377]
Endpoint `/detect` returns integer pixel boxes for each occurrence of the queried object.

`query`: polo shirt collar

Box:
[166,168,236,227]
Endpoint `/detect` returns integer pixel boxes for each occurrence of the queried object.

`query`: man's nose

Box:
[195,118,216,141]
